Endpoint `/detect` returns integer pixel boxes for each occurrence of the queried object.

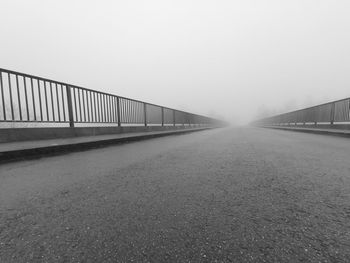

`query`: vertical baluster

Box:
[93,93,97,122]
[78,89,82,122]
[101,93,104,122]
[110,96,113,122]
[110,96,114,123]
[120,99,123,124]
[134,101,138,123]
[131,100,134,124]
[106,96,110,123]
[82,89,86,122]
[97,93,100,122]
[125,100,128,123]
[161,107,164,126]
[133,101,136,124]
[103,94,107,122]
[97,93,101,122]
[88,91,92,122]
[84,90,87,122]
[128,100,131,123]
[85,90,89,122]
[44,81,49,121]
[128,100,130,124]
[16,75,23,120]
[8,74,14,120]
[113,97,117,124]
[100,94,103,122]
[0,71,6,120]
[111,96,115,123]
[23,76,29,120]
[73,87,77,121]
[50,82,55,121]
[135,102,138,124]
[93,92,97,122]
[61,84,66,122]
[65,85,74,128]
[126,99,128,124]
[107,95,110,122]
[138,103,141,124]
[104,94,107,123]
[144,103,147,126]
[111,96,114,123]
[330,102,335,125]
[55,83,60,122]
[37,79,43,121]
[124,99,127,123]
[105,94,107,122]
[100,93,103,122]
[117,97,121,126]
[132,101,134,124]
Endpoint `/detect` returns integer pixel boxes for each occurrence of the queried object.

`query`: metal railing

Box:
[0,68,220,128]
[253,97,350,126]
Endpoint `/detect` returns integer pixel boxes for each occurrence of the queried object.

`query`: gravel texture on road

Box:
[0,127,350,262]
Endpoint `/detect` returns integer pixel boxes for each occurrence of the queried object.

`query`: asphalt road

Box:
[1,127,350,262]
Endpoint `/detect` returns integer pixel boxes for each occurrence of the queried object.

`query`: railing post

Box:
[66,85,74,128]
[116,96,121,127]
[144,103,147,127]
[330,102,335,125]
[173,110,176,127]
[161,107,164,126]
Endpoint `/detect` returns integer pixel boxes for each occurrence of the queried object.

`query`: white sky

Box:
[1,0,350,124]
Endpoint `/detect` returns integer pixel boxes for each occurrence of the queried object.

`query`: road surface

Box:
[1,127,350,262]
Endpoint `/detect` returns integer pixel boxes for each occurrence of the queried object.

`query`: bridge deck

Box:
[1,127,349,262]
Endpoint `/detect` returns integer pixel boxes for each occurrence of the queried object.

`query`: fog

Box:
[1,0,350,124]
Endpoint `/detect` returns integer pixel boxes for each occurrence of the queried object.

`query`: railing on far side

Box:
[252,97,350,127]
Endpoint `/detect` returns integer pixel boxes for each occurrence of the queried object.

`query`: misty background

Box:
[1,0,349,124]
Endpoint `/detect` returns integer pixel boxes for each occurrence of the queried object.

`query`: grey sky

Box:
[1,0,350,124]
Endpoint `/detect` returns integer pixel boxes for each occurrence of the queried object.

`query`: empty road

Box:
[1,127,350,262]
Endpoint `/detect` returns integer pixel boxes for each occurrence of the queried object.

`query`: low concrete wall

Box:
[0,125,206,143]
[268,124,350,130]
[259,125,350,138]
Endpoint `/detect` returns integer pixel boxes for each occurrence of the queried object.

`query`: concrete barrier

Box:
[0,125,206,143]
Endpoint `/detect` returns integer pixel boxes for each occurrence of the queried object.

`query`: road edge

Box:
[0,127,213,164]
[259,126,350,138]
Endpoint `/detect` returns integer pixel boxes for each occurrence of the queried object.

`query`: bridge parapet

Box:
[0,68,223,131]
[252,97,350,129]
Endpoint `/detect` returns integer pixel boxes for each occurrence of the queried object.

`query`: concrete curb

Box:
[261,126,350,138]
[0,128,212,163]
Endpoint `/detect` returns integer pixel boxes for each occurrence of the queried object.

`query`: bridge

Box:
[1,69,350,262]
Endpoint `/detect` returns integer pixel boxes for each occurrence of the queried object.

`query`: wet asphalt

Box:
[0,127,350,262]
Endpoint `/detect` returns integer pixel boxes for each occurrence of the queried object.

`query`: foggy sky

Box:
[1,0,350,124]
